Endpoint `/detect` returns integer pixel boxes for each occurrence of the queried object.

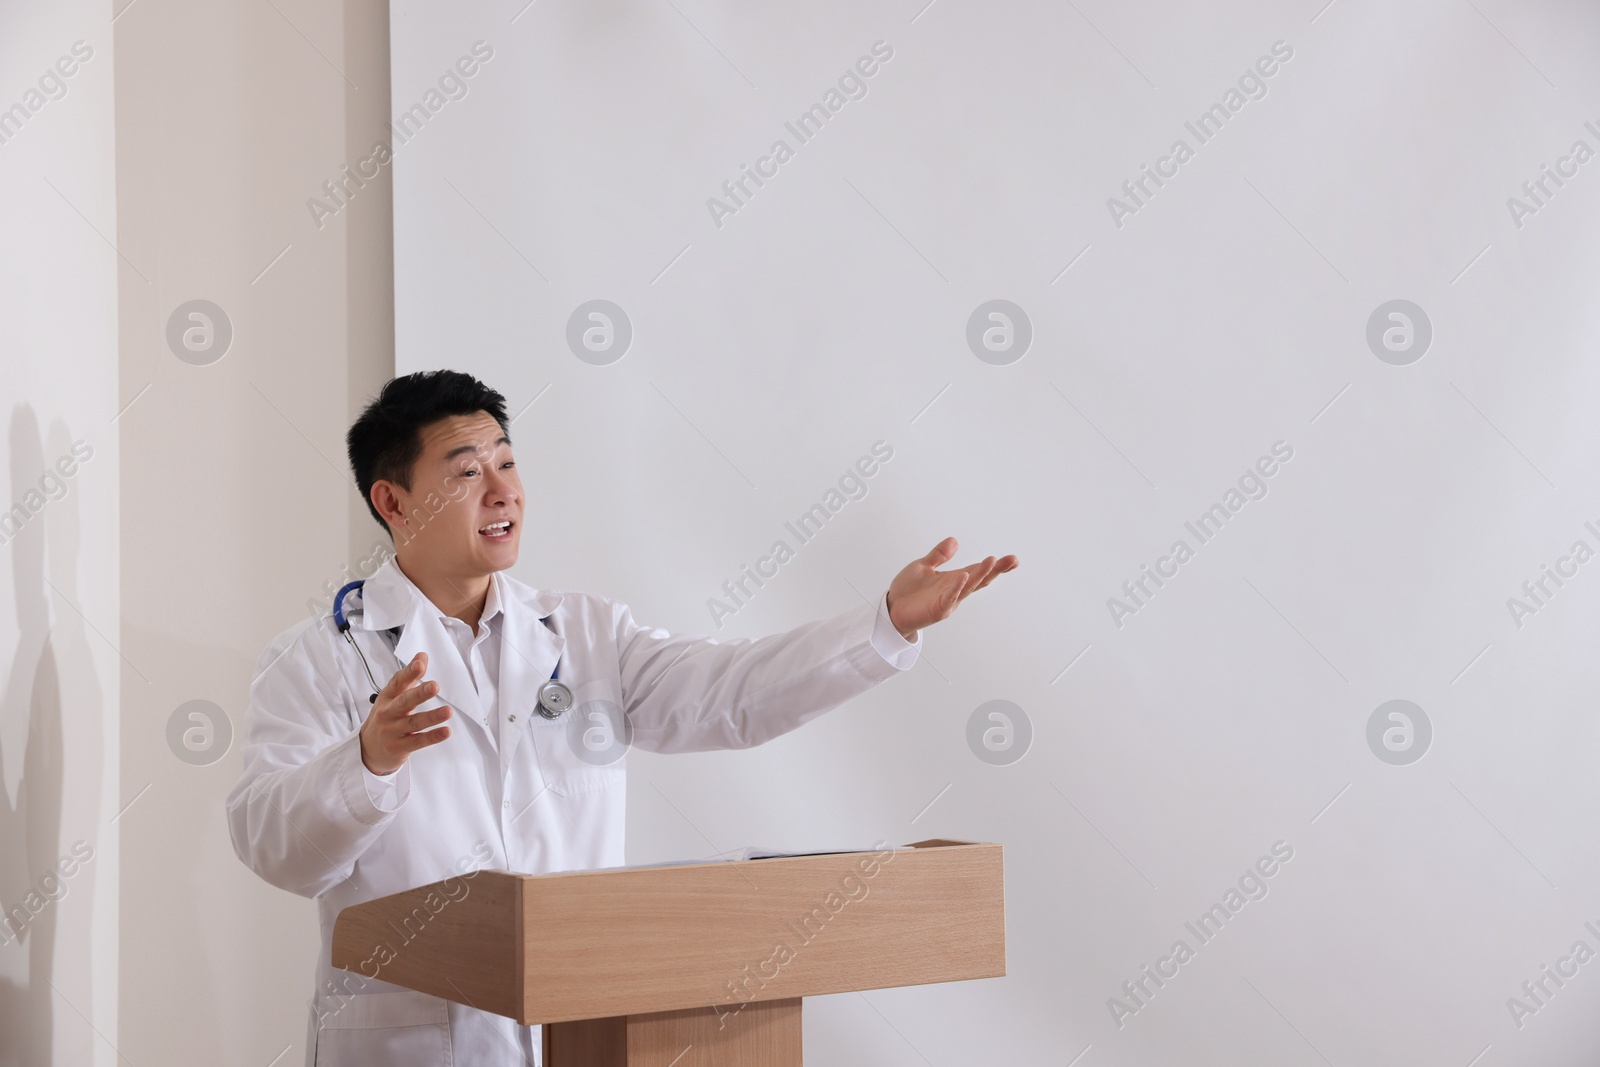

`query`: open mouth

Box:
[478,520,514,542]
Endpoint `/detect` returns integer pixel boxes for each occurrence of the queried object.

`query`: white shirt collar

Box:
[355,557,556,632]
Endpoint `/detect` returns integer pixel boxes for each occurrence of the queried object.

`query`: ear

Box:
[370,480,408,535]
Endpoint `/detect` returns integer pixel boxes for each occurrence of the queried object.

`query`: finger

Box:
[399,724,451,751]
[921,537,959,567]
[399,705,453,734]
[971,557,1008,592]
[957,560,997,601]
[377,680,434,721]
[380,652,428,700]
[953,556,996,589]
[387,679,442,717]
[957,555,997,578]
[965,554,1018,595]
[978,555,1019,588]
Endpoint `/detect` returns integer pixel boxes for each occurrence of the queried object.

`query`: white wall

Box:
[391,1,1600,1064]
[0,4,119,1065]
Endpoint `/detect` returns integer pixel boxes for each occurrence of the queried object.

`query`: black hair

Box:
[346,370,510,530]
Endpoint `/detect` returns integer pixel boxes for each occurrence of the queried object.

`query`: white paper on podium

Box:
[597,844,891,873]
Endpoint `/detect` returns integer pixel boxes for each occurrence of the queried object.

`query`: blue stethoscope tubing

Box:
[332,580,574,719]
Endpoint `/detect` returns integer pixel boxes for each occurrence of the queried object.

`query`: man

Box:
[226,370,1018,1066]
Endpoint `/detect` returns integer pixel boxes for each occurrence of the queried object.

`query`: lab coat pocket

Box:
[538,697,630,798]
[314,990,452,1067]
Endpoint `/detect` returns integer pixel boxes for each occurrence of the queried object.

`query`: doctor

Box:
[226,370,1018,1066]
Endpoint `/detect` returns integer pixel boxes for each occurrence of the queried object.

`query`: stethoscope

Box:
[332,580,575,719]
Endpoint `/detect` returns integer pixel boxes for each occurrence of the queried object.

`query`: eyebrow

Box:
[442,435,511,462]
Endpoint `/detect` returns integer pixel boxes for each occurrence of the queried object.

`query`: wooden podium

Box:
[331,839,1004,1065]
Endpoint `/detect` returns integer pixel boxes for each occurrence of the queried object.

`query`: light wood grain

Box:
[330,841,1005,1027]
[542,1012,627,1065]
[521,842,1004,1023]
[543,1001,801,1067]
[329,865,522,1019]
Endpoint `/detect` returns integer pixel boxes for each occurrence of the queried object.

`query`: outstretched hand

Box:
[885,537,1018,642]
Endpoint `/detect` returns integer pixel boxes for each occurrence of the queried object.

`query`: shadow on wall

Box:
[0,405,103,1063]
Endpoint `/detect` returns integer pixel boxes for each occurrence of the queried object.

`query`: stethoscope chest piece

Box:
[536,679,574,719]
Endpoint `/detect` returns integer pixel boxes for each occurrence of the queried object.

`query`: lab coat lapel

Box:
[495,574,564,770]
[358,558,488,745]
[392,612,486,738]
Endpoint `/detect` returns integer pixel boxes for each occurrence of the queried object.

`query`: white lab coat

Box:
[225,557,919,1066]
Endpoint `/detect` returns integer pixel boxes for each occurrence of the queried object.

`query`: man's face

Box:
[379,412,523,576]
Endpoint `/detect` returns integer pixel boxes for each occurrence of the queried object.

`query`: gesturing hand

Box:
[886,537,1019,642]
[359,651,453,776]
